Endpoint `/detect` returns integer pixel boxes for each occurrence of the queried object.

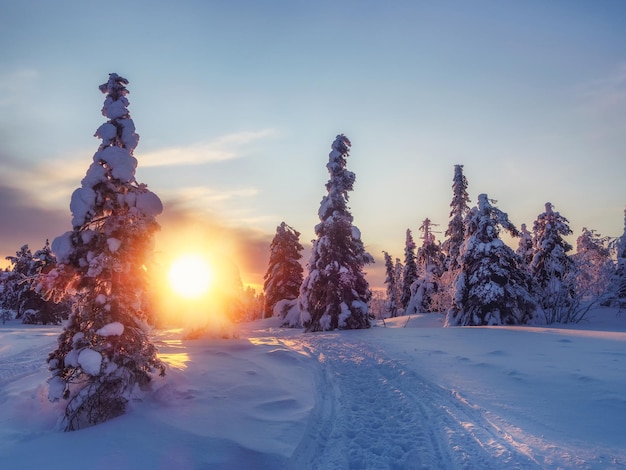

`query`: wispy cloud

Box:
[163,186,259,205]
[0,183,70,265]
[141,129,278,167]
[0,150,90,210]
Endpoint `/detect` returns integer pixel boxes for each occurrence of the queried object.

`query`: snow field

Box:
[0,308,625,469]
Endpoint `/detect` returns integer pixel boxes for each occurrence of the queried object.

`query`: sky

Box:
[1,0,625,290]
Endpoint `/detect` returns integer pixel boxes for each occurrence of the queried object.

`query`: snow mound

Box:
[96,322,124,337]
[77,348,102,375]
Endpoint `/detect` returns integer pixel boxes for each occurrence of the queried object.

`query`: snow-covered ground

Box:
[1,307,625,469]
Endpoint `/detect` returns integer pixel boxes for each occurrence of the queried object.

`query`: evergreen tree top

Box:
[468,194,519,241]
[318,134,356,221]
[449,164,470,216]
[99,73,130,104]
[404,229,416,252]
[532,201,573,252]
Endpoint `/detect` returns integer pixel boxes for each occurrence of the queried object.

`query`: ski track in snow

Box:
[0,341,53,387]
[286,333,540,470]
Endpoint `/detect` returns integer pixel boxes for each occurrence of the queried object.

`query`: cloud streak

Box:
[141,129,278,167]
[0,184,70,266]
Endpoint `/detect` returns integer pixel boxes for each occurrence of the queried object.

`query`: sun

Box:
[168,254,213,299]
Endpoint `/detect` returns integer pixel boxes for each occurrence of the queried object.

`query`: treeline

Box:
[263,164,626,327]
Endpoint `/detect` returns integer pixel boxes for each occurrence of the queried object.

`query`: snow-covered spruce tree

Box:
[436,165,471,313]
[263,222,304,319]
[2,245,35,320]
[443,164,470,272]
[298,135,373,332]
[394,257,404,306]
[530,202,576,322]
[516,223,534,267]
[407,218,445,313]
[613,207,626,301]
[446,194,541,326]
[382,251,399,318]
[400,229,418,310]
[43,73,165,431]
[573,228,613,300]
[1,241,65,324]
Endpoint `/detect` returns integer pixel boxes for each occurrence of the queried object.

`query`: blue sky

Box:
[1,0,625,289]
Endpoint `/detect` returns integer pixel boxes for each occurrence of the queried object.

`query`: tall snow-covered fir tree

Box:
[446,194,540,327]
[382,251,399,318]
[443,164,470,272]
[42,73,165,431]
[435,164,471,313]
[400,229,418,310]
[298,135,373,332]
[407,218,445,313]
[263,222,304,318]
[529,202,575,315]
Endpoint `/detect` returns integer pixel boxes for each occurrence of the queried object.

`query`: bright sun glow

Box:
[168,255,213,299]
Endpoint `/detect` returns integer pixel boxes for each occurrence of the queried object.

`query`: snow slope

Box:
[1,307,625,469]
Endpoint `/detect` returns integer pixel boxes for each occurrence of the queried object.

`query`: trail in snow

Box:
[0,331,56,387]
[286,332,540,470]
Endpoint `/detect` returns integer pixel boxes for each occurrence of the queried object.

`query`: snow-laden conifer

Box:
[446,194,540,326]
[382,251,399,318]
[298,135,373,332]
[400,229,418,310]
[263,222,304,319]
[443,164,470,271]
[516,223,534,267]
[42,74,165,431]
[573,228,613,300]
[394,257,404,306]
[530,202,576,320]
[613,207,626,301]
[407,218,445,313]
[435,165,471,313]
[2,245,35,320]
[1,241,65,324]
